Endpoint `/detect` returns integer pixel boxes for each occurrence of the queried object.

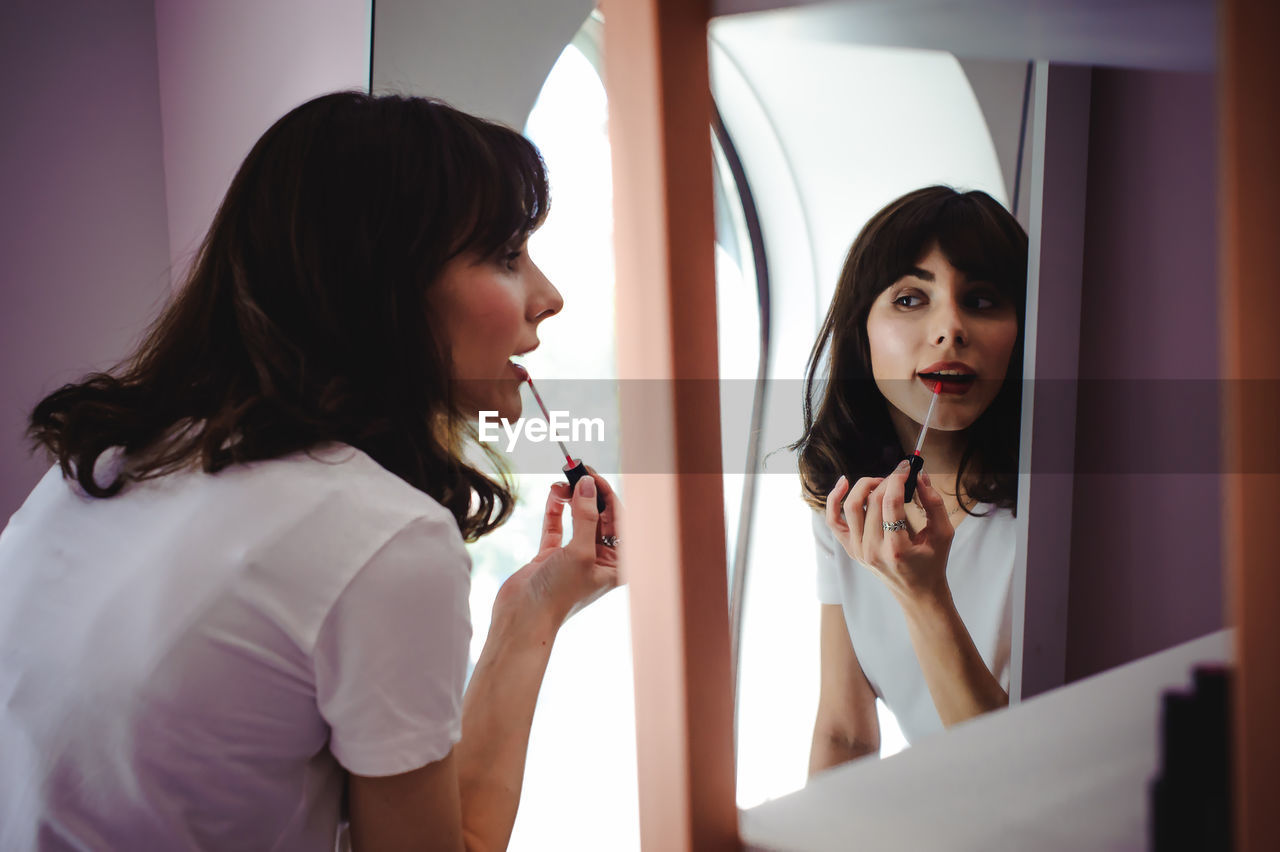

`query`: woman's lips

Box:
[918,373,974,395]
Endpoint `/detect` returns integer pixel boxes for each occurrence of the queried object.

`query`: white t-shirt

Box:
[0,444,472,851]
[814,504,1015,744]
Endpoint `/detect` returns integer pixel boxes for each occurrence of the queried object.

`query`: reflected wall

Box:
[1068,67,1222,680]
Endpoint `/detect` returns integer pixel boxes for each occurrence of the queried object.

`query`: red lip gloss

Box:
[903,380,943,503]
[515,364,607,512]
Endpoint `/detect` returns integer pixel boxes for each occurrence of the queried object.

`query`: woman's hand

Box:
[825,463,1009,727]
[825,460,954,606]
[457,470,623,851]
[494,470,623,630]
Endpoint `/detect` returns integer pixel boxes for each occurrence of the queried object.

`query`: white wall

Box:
[710,0,1215,71]
[372,0,594,129]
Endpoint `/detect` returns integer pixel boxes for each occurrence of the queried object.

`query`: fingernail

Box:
[897,460,910,472]
[836,475,847,489]
[578,476,595,498]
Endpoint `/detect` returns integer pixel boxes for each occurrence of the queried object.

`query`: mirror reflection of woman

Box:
[794,186,1027,771]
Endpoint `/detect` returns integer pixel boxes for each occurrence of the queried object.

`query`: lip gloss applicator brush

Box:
[903,380,943,504]
[514,364,607,512]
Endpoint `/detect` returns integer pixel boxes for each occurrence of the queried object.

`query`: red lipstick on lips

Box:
[917,360,977,395]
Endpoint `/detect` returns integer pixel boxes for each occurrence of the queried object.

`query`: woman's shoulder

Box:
[203,443,462,544]
[192,445,470,602]
[966,501,1017,527]
[279,441,449,504]
[951,501,1016,542]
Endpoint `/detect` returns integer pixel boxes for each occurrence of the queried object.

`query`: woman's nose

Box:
[931,298,968,346]
[530,262,564,322]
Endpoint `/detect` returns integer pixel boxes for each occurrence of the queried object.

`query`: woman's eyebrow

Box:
[905,266,934,281]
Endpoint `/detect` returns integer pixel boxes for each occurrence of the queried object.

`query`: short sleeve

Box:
[811,510,844,605]
[313,514,472,777]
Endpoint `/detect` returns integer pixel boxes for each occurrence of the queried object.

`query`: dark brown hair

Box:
[794,185,1028,516]
[28,92,549,540]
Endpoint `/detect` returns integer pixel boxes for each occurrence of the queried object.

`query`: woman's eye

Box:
[893,293,923,308]
[503,250,523,271]
[967,292,1001,309]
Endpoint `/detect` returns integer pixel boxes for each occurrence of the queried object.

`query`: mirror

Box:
[372,0,1222,832]
[707,6,1221,809]
[707,23,1034,807]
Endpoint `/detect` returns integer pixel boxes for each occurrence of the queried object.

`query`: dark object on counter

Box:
[1150,665,1232,852]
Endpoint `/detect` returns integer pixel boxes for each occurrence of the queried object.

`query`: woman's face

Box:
[864,242,1019,433]
[431,240,563,422]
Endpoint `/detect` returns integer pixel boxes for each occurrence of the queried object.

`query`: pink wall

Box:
[0,1,172,523]
[1066,67,1222,680]
[1,1,372,524]
[155,0,372,283]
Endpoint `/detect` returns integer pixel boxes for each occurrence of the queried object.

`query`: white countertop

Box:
[740,630,1231,851]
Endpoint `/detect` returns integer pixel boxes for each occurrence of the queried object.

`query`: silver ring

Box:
[599,535,620,548]
[882,519,907,532]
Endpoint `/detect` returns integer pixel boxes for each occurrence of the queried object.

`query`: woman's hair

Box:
[28,92,549,541]
[794,185,1028,516]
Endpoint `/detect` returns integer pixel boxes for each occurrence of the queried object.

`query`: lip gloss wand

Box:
[514,364,607,512]
[903,380,943,503]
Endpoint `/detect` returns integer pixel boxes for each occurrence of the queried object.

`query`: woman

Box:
[0,92,621,850]
[795,185,1026,770]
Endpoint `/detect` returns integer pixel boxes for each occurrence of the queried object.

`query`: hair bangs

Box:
[933,194,1027,302]
[863,195,956,298]
[445,117,550,260]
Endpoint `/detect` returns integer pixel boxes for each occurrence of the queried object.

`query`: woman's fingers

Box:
[566,475,602,562]
[835,476,882,563]
[861,478,886,562]
[845,476,882,536]
[539,482,571,552]
[825,475,851,535]
[580,466,622,568]
[582,465,621,541]
[881,460,911,546]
